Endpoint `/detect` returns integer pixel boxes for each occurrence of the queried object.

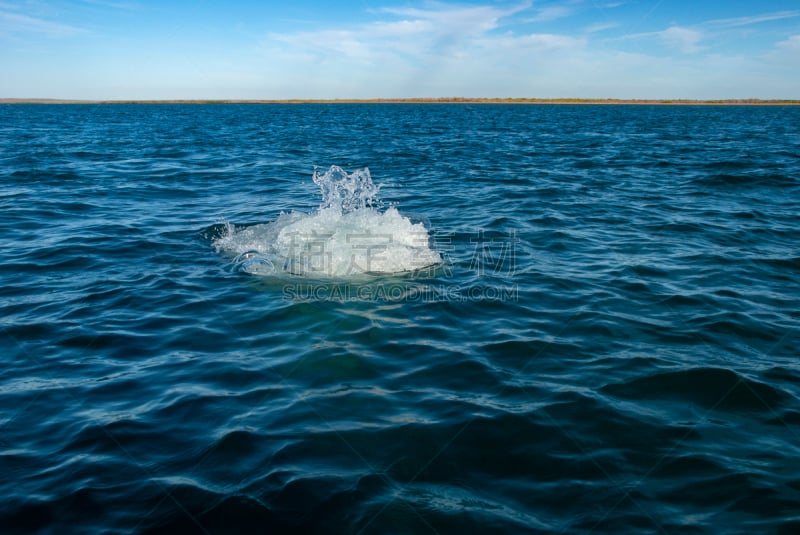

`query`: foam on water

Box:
[214,165,441,276]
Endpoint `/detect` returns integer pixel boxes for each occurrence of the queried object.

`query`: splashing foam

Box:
[214,166,441,277]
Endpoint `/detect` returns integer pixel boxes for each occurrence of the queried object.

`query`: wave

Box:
[601,367,792,412]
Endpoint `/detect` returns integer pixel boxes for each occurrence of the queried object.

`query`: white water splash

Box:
[214,165,441,277]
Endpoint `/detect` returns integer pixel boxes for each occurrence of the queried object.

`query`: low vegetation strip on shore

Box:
[2,97,799,105]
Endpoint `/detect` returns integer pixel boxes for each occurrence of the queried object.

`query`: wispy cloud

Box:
[0,9,85,38]
[619,25,704,54]
[708,10,800,28]
[80,0,140,9]
[481,31,586,54]
[763,34,800,71]
[585,22,619,34]
[28,0,787,100]
[525,5,574,23]
[658,26,703,53]
[264,1,591,97]
[378,1,532,36]
[270,1,536,63]
[776,34,800,53]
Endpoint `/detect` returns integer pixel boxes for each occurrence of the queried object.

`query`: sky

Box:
[1,0,799,100]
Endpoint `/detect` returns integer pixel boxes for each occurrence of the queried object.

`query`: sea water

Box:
[1,103,799,534]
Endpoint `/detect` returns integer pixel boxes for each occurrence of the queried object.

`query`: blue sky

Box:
[1,0,799,99]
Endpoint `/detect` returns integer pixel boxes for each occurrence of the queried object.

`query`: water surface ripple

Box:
[1,104,798,534]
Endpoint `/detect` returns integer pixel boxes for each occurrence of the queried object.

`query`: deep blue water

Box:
[1,103,799,534]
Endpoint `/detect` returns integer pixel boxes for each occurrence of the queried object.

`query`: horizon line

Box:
[2,97,799,105]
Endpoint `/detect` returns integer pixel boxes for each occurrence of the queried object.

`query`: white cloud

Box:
[80,0,139,9]
[252,2,796,99]
[0,9,85,37]
[268,1,536,65]
[525,5,573,23]
[622,25,704,54]
[584,22,619,34]
[658,26,703,54]
[371,19,434,38]
[776,34,800,52]
[707,10,800,28]
[769,34,800,68]
[486,32,586,51]
[379,2,531,36]
[260,2,598,98]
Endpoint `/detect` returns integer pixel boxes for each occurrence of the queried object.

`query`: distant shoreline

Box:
[1,97,799,105]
